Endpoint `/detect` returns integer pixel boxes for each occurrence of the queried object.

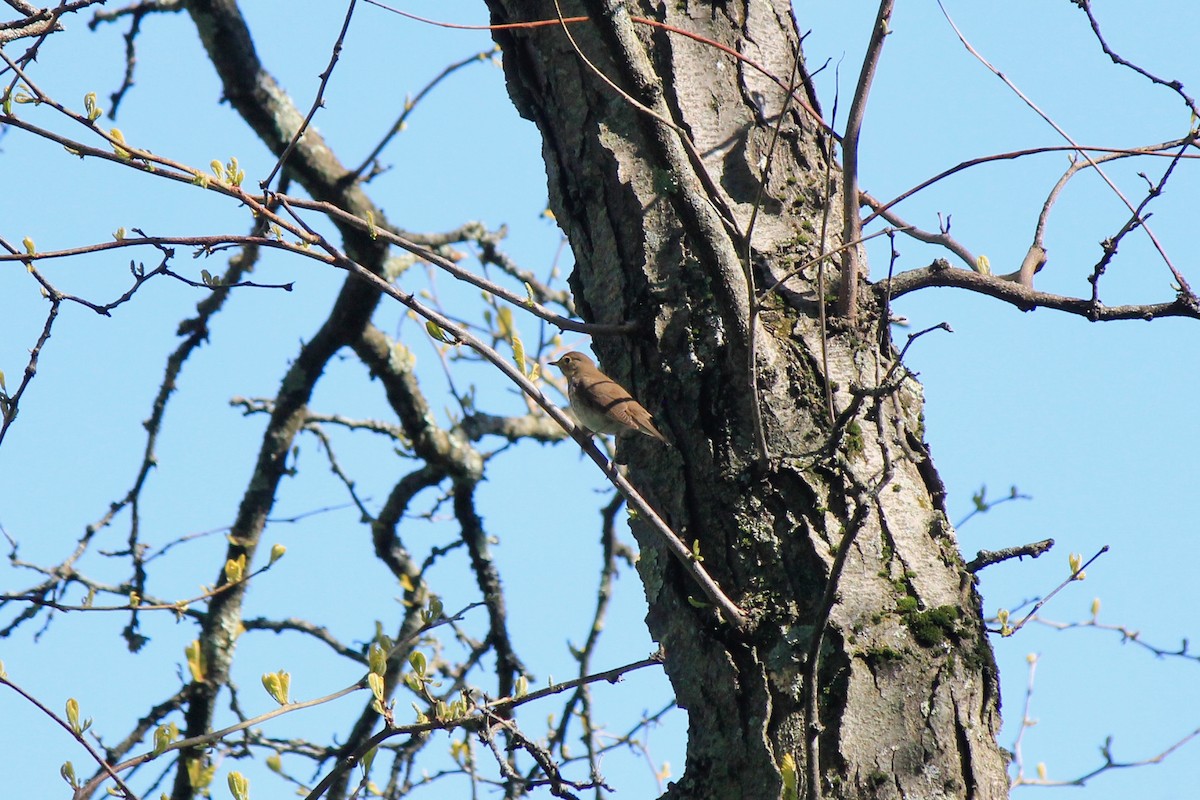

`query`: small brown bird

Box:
[550,351,668,444]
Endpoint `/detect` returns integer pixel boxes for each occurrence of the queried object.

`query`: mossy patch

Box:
[904,605,961,647]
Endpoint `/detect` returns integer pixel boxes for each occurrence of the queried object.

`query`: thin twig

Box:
[350,47,497,182]
[283,197,636,335]
[1086,144,1190,315]
[260,0,358,191]
[758,227,896,303]
[1009,653,1200,787]
[361,0,833,134]
[1072,0,1199,119]
[860,139,1200,231]
[937,0,1193,299]
[801,472,871,800]
[955,484,1032,529]
[742,34,809,470]
[859,192,977,270]
[0,675,137,799]
[1006,546,1109,635]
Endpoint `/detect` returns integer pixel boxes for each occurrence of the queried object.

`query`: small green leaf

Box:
[224,554,246,584]
[152,723,176,756]
[512,334,527,376]
[64,698,90,735]
[425,320,453,343]
[187,758,215,791]
[497,306,514,340]
[227,770,249,800]
[185,640,206,683]
[368,671,386,701]
[84,92,103,122]
[66,698,80,732]
[226,156,245,187]
[261,670,290,705]
[110,128,129,159]
[368,643,387,677]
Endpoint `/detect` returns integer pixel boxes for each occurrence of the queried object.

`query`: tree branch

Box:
[880,261,1200,321]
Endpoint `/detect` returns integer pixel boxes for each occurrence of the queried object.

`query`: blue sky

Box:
[2,2,1198,798]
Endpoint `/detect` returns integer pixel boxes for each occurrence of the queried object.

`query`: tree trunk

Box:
[486,2,1010,798]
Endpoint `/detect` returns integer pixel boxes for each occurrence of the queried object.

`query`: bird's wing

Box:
[608,398,668,443]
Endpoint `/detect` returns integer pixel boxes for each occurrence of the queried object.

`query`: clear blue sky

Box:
[1,2,1197,798]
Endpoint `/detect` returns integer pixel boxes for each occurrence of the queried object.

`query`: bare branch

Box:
[860,138,1200,233]
[1072,0,1199,119]
[880,260,1200,321]
[966,538,1054,574]
[1004,546,1110,636]
[260,0,358,191]
[838,0,895,322]
[937,0,1193,296]
[350,46,498,182]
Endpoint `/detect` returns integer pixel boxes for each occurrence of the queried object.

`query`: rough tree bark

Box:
[486,2,1010,798]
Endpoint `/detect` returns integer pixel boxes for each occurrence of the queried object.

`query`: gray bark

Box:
[486,2,1010,798]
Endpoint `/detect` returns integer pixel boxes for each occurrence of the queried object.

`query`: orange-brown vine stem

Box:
[362,0,833,136]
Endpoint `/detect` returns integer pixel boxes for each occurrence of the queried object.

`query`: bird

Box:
[549,351,669,444]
